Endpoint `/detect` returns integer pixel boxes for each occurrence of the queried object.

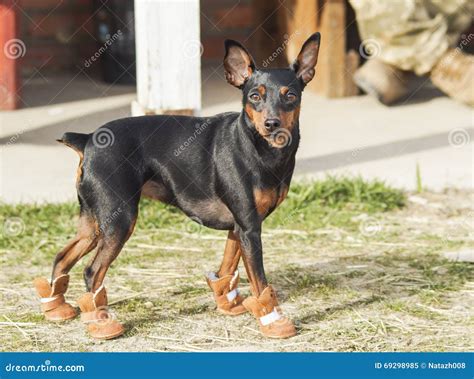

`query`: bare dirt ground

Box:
[1,189,473,352]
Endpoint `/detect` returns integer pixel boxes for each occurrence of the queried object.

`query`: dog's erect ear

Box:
[224,40,255,88]
[291,32,321,86]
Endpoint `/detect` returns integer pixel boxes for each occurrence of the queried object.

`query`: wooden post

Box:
[0,0,20,110]
[282,0,360,98]
[279,0,319,63]
[311,0,346,97]
[132,0,201,116]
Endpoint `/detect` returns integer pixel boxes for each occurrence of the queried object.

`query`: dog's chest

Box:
[253,185,288,217]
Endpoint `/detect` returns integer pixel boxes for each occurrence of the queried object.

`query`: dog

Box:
[34,33,321,339]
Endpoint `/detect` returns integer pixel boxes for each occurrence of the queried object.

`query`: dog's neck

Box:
[235,111,300,172]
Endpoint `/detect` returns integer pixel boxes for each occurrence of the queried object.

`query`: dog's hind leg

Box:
[76,201,138,340]
[206,231,247,316]
[51,213,99,279]
[33,213,98,322]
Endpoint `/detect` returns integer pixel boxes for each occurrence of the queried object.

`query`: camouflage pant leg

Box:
[349,0,473,74]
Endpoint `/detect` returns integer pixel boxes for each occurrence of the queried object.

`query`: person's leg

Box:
[429,0,473,46]
[429,0,474,106]
[350,0,451,74]
[350,0,473,105]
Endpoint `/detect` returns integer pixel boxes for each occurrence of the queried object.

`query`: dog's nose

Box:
[264,118,281,131]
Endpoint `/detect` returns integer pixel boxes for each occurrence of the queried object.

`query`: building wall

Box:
[200,0,256,63]
[20,0,96,75]
[19,0,259,76]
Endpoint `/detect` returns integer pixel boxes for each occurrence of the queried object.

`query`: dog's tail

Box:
[57,132,89,155]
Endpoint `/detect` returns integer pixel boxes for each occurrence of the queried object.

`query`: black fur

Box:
[54,33,321,294]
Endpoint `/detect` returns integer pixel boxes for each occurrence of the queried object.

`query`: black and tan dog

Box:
[34,33,321,339]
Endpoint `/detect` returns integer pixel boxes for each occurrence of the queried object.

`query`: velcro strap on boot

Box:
[259,307,282,326]
[207,270,241,307]
[226,288,238,302]
[215,288,240,307]
[40,294,65,312]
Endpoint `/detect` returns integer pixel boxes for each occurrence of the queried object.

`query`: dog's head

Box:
[224,33,320,147]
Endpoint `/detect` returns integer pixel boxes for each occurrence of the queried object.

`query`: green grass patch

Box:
[1,178,473,353]
[0,177,405,250]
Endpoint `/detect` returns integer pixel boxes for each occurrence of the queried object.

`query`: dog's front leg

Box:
[236,222,297,339]
[206,231,247,316]
[236,224,267,297]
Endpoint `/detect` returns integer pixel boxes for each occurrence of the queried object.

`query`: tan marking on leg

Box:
[217,231,241,277]
[86,218,137,293]
[52,215,98,278]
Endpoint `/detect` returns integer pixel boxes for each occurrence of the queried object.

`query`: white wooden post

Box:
[132,0,201,116]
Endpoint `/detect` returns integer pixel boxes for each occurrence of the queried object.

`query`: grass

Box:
[0,177,472,352]
[416,163,423,193]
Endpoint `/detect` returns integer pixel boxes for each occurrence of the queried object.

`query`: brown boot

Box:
[206,270,247,316]
[77,285,124,340]
[353,59,410,105]
[33,275,77,321]
[243,286,296,339]
[431,49,474,107]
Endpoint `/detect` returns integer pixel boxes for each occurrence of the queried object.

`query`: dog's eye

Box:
[250,93,261,102]
[286,92,297,102]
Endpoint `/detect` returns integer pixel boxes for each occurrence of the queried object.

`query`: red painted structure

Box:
[0,0,20,110]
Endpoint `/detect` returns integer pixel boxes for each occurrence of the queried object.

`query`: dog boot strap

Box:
[206,270,247,315]
[33,275,77,321]
[242,285,296,339]
[259,307,282,326]
[40,294,66,312]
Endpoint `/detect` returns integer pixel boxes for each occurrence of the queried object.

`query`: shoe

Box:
[354,58,410,105]
[243,286,296,339]
[206,270,247,316]
[431,49,474,106]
